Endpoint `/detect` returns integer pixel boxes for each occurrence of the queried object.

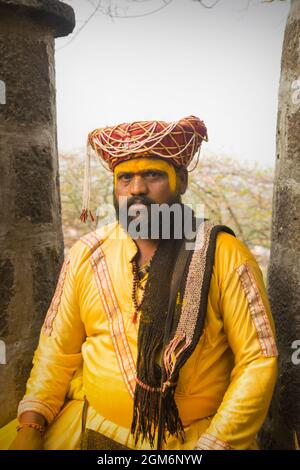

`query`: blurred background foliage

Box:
[60,151,273,278]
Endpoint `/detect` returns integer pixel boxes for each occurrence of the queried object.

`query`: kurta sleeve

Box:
[17,241,86,425]
[196,249,278,450]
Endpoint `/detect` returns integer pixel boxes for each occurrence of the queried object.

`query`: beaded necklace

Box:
[131,260,150,324]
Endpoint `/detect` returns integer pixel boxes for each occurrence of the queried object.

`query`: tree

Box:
[61,0,288,50]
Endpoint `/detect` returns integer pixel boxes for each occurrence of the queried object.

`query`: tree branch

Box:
[194,0,221,8]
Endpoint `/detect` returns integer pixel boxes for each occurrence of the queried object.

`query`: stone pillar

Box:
[260,0,300,450]
[0,0,75,426]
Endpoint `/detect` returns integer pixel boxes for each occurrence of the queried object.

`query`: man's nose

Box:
[129,175,148,196]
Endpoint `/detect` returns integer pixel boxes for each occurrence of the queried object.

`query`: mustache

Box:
[123,196,155,209]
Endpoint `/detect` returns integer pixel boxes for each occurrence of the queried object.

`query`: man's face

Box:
[113,157,188,239]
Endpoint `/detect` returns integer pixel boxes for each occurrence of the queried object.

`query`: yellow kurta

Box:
[0,222,278,450]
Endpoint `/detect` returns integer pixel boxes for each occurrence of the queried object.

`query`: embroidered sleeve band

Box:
[196,433,232,450]
[42,257,71,337]
[236,263,278,358]
[17,398,56,425]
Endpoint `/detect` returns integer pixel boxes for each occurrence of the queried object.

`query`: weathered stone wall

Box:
[260,0,300,450]
[0,1,74,426]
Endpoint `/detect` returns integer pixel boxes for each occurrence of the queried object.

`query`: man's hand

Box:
[9,410,46,450]
[9,427,44,450]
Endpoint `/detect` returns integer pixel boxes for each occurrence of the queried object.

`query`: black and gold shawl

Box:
[131,218,235,449]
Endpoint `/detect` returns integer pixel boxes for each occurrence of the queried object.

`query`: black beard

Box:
[113,192,183,240]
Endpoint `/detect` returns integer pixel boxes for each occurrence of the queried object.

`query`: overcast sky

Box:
[55,0,290,168]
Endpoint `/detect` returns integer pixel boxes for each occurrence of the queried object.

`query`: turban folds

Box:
[88,115,207,171]
[81,115,208,222]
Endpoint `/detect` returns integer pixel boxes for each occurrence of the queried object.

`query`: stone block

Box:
[14,144,53,224]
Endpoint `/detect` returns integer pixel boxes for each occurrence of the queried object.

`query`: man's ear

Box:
[176,167,188,195]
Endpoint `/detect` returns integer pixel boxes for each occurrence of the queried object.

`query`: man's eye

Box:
[145,171,161,178]
[119,174,132,181]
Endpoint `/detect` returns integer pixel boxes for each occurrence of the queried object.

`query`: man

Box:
[0,116,278,450]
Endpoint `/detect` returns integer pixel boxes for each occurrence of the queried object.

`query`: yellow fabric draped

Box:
[0,222,278,450]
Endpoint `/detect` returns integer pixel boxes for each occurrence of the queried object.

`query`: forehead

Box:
[114,157,175,175]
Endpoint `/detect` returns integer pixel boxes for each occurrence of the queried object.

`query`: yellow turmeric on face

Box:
[114,158,177,193]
